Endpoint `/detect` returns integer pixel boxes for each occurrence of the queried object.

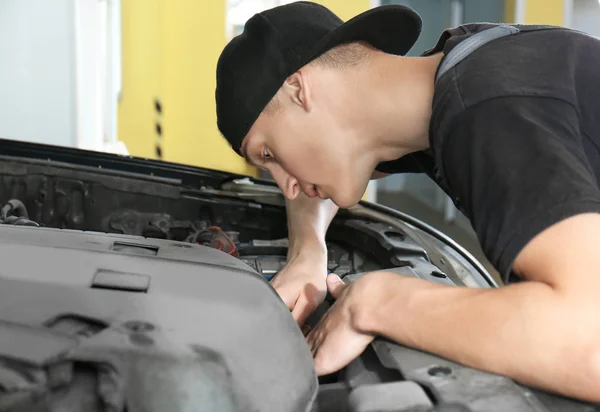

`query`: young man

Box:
[215,1,600,403]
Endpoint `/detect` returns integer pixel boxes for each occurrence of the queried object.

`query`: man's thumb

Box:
[326,273,346,299]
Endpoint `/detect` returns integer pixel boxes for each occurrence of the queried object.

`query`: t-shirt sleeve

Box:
[441,96,600,283]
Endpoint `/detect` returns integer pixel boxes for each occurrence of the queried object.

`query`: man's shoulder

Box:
[430,24,598,139]
[450,25,596,106]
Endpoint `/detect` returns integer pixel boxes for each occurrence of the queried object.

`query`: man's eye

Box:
[262,149,273,160]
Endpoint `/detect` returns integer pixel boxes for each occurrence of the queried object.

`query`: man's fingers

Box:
[291,295,318,327]
[306,322,323,356]
[313,327,373,376]
[312,328,339,376]
[270,281,298,310]
[326,273,346,300]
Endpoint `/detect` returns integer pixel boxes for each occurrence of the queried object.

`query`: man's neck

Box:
[360,51,444,163]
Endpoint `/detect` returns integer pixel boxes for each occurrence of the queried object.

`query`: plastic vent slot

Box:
[112,242,158,256]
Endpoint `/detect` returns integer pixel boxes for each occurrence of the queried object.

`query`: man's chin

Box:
[330,193,363,210]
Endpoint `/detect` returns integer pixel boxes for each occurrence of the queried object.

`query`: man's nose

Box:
[270,166,300,200]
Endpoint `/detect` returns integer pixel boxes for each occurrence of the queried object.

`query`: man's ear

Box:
[282,71,311,112]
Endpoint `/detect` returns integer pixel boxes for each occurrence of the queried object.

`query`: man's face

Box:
[239,69,375,209]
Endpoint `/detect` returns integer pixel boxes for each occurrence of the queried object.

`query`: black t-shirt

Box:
[376,24,600,283]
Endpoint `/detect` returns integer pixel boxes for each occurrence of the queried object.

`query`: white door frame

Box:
[563,0,574,27]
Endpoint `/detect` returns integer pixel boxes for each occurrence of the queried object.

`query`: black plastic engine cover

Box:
[0,225,317,412]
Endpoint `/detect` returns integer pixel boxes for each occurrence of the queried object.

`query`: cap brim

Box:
[302,5,422,66]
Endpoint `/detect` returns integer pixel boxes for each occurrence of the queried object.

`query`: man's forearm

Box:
[269,194,339,323]
[285,194,338,259]
[366,275,600,402]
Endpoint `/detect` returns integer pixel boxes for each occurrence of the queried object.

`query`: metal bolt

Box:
[124,321,155,333]
[431,271,447,279]
[428,366,452,377]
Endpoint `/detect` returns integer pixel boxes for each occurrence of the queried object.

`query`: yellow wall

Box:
[160,0,256,176]
[504,0,516,22]
[505,0,565,25]
[525,0,564,25]
[118,0,163,159]
[119,0,256,176]
[317,0,371,21]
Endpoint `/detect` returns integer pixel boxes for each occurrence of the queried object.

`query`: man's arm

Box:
[309,213,600,403]
[368,213,600,402]
[270,193,338,326]
[283,170,387,259]
[285,194,338,260]
[284,170,387,259]
[272,171,388,326]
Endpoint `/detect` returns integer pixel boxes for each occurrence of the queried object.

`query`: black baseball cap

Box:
[215,1,422,155]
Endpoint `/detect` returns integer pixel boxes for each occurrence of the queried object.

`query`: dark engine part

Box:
[104,209,206,239]
[0,157,288,242]
[0,199,39,227]
[239,241,362,281]
[104,210,240,256]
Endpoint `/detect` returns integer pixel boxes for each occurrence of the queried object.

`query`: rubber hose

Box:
[8,199,29,218]
[12,217,39,227]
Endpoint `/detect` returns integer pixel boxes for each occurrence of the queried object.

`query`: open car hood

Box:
[0,138,596,412]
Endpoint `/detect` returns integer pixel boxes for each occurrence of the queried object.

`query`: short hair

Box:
[311,41,374,69]
[262,41,374,115]
[263,94,282,116]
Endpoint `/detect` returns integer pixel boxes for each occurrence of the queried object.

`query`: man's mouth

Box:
[316,186,327,199]
[304,185,320,198]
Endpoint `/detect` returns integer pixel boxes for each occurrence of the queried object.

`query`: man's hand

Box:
[305,214,600,403]
[307,272,388,376]
[270,251,328,327]
[271,194,339,326]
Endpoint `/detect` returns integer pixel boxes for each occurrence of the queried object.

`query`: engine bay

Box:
[0,152,595,412]
[0,155,472,286]
[0,196,381,283]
